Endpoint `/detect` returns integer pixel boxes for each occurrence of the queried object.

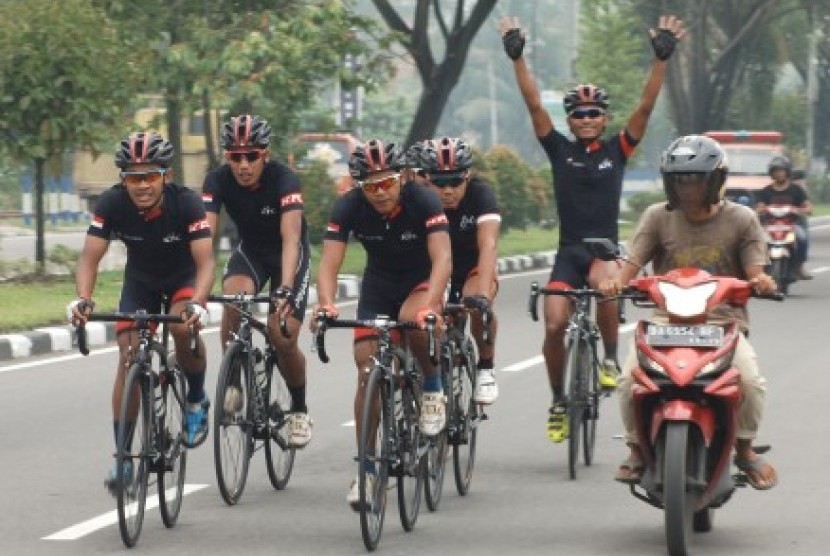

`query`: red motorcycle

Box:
[622,268,781,556]
[760,204,799,295]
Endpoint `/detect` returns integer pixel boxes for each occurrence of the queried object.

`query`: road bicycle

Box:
[209,293,296,505]
[424,296,491,510]
[314,312,436,552]
[76,307,196,547]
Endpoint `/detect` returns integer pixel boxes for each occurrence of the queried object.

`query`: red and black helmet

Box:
[563,84,610,113]
[348,139,406,180]
[115,132,174,169]
[420,137,473,173]
[220,114,272,149]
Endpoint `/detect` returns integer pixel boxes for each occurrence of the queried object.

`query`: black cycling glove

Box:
[651,28,678,61]
[502,28,525,60]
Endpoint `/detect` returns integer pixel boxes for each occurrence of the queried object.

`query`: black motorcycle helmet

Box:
[660,135,728,210]
[767,155,792,177]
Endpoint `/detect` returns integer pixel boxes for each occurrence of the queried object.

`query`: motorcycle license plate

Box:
[646,324,723,347]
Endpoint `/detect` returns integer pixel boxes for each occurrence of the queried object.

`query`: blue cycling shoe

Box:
[104,460,134,497]
[185,394,211,447]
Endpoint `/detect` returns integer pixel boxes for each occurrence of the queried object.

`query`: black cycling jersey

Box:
[538,129,638,245]
[445,176,500,283]
[202,161,305,255]
[324,181,449,282]
[756,183,808,207]
[87,183,211,281]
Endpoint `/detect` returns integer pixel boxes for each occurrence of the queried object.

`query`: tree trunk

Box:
[166,94,185,183]
[405,75,457,144]
[34,157,45,273]
[202,90,219,171]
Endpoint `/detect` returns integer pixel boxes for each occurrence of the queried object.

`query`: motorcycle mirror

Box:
[582,238,619,261]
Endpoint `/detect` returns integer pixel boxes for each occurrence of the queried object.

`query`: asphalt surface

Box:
[1,225,829,555]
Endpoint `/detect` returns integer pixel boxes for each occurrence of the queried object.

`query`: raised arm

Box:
[499,16,553,138]
[626,15,686,141]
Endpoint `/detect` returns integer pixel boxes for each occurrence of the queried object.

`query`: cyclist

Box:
[755,155,813,280]
[418,137,500,405]
[500,14,686,443]
[67,131,214,494]
[312,139,451,509]
[202,114,313,448]
[599,135,778,490]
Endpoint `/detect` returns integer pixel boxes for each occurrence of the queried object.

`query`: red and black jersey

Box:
[444,177,500,281]
[324,182,449,281]
[87,183,211,281]
[202,161,306,256]
[538,129,638,246]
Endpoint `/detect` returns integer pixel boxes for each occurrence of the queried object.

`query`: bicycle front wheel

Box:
[265,359,296,490]
[396,356,423,531]
[358,365,390,551]
[213,342,253,505]
[424,349,450,511]
[452,339,478,495]
[565,335,584,480]
[159,359,188,527]
[116,363,151,548]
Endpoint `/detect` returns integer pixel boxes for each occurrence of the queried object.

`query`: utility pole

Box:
[806,1,819,174]
[488,57,498,147]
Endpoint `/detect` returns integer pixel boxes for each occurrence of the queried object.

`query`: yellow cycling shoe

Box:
[547,403,568,443]
[598,359,620,390]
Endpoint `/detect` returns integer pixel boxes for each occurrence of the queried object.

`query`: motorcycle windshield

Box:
[658,281,718,318]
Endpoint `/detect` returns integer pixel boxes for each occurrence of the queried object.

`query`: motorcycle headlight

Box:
[696,354,734,378]
[658,280,717,318]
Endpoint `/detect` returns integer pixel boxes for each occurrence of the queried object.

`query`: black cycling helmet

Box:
[420,137,473,173]
[220,114,272,149]
[660,135,728,209]
[348,139,406,180]
[115,132,174,169]
[563,84,610,113]
[767,155,792,177]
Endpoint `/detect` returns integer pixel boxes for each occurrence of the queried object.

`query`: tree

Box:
[371,0,498,145]
[0,0,141,271]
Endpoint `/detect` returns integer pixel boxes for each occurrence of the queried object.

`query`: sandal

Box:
[614,455,644,484]
[734,455,778,490]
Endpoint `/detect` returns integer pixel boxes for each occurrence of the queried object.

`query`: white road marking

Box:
[42,484,209,541]
[811,266,829,274]
[341,420,356,427]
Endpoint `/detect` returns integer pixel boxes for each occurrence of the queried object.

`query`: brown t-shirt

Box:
[627,200,768,330]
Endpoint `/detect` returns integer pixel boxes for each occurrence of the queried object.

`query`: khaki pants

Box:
[619,333,766,444]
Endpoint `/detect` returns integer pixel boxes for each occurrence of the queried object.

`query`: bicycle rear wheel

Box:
[213,342,253,505]
[396,356,423,531]
[116,363,151,548]
[359,366,390,551]
[159,360,188,527]
[265,357,296,490]
[452,340,478,495]
[582,340,598,467]
[424,349,450,511]
[565,335,583,480]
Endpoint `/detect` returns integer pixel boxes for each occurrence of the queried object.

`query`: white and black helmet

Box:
[661,135,728,209]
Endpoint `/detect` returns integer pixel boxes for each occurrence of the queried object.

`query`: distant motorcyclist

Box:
[755,156,813,280]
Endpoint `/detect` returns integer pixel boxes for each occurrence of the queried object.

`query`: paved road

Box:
[1,230,126,271]
[1,227,828,555]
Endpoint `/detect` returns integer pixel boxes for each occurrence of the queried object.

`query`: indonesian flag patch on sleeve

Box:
[90,215,104,229]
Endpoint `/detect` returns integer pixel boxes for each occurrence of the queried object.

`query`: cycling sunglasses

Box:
[120,169,166,187]
[428,174,467,188]
[360,173,401,194]
[568,108,606,120]
[226,150,265,163]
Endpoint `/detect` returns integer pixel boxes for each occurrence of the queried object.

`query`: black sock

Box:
[552,389,564,404]
[289,384,307,413]
[185,371,206,403]
[478,358,493,370]
[603,343,618,362]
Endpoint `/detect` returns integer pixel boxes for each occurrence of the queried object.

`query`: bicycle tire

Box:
[424,346,451,511]
[213,342,253,505]
[116,362,151,548]
[452,339,478,495]
[396,354,423,531]
[582,338,598,467]
[358,365,390,551]
[158,356,188,527]
[265,357,296,490]
[565,334,583,480]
